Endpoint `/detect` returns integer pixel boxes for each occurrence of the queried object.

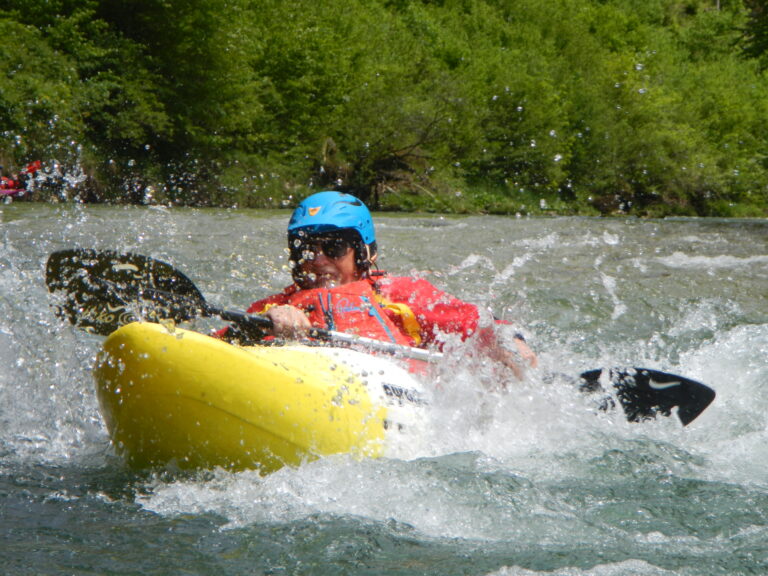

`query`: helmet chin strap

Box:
[361,244,378,276]
[358,244,379,278]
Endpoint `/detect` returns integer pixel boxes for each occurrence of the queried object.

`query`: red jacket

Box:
[374,275,481,347]
[220,273,484,349]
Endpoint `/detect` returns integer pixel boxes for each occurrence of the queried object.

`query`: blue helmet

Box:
[287,191,377,277]
[288,191,375,244]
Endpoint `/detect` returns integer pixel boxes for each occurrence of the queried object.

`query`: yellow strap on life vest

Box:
[256,303,278,315]
[374,295,422,346]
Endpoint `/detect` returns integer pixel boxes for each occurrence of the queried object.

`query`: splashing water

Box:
[1,206,767,575]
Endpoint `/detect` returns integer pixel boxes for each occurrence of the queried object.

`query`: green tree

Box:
[741,0,768,67]
[0,20,79,165]
[1,0,766,214]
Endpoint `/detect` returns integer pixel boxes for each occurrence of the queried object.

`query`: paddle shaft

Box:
[211,305,442,362]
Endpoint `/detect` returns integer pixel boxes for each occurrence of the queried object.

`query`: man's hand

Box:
[513,336,538,369]
[264,305,312,339]
[477,328,538,381]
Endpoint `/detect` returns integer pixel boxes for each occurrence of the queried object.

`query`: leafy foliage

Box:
[1,0,766,215]
[741,0,768,67]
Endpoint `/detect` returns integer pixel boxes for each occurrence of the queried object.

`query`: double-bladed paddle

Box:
[44,248,438,360]
[44,248,715,425]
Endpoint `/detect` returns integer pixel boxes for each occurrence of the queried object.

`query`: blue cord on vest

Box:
[360,296,396,343]
[318,292,335,330]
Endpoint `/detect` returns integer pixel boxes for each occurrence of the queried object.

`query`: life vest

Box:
[250,278,416,346]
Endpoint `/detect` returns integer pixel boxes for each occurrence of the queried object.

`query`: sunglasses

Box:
[290,234,352,261]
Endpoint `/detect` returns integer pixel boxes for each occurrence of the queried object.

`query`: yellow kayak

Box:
[94,322,430,474]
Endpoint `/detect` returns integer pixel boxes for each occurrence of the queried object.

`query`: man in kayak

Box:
[222,190,537,379]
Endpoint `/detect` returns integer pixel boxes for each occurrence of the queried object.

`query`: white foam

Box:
[656,252,768,271]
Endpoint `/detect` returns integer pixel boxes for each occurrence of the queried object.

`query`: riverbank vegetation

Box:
[2,0,767,216]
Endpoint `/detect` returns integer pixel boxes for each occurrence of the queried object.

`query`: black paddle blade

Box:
[579,368,716,426]
[45,249,206,335]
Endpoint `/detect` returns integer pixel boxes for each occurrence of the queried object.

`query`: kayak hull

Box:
[94,322,429,473]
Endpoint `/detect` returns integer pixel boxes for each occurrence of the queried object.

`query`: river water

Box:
[1,204,767,575]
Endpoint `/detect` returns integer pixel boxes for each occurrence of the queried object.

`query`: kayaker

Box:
[220,191,537,379]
